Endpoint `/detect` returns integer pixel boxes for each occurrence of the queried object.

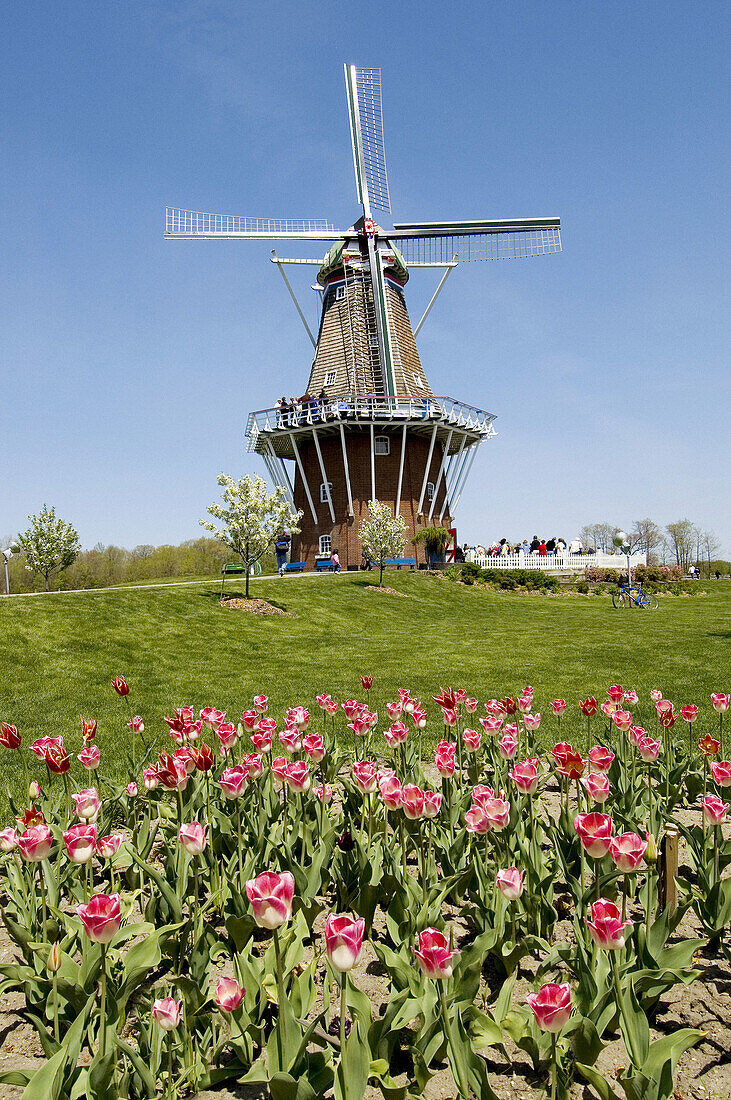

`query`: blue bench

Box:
[284,562,306,573]
[315,559,334,572]
[384,558,416,570]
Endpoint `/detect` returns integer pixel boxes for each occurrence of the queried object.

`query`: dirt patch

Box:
[219,598,292,615]
[364,585,409,598]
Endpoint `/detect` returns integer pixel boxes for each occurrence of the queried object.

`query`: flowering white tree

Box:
[201,474,302,598]
[359,499,408,588]
[18,505,81,591]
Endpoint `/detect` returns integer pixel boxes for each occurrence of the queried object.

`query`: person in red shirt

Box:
[538,540,548,556]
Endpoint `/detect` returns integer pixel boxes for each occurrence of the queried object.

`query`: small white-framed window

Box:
[335,286,345,301]
[319,534,332,555]
[426,481,435,501]
[325,370,337,387]
[319,482,333,503]
[369,334,379,349]
[413,373,423,388]
[374,435,390,456]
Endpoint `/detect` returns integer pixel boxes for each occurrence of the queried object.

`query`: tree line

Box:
[579,518,723,573]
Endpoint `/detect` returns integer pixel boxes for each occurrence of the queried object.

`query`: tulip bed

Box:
[0,682,728,1100]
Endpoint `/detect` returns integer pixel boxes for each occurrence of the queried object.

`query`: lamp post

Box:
[2,542,20,595]
[613,530,631,589]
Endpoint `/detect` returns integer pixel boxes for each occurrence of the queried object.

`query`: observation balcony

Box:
[245,394,497,459]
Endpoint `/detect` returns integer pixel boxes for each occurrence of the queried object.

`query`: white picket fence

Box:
[471,551,647,573]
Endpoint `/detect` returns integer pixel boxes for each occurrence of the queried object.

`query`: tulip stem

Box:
[622,873,628,922]
[38,864,48,939]
[399,816,407,880]
[438,984,471,1098]
[550,1033,558,1100]
[166,1029,174,1099]
[714,824,719,887]
[236,804,243,884]
[273,927,287,1074]
[99,944,107,1058]
[52,971,59,1043]
[647,764,653,835]
[339,975,347,1077]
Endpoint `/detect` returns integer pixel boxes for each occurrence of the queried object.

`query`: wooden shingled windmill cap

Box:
[165,64,562,399]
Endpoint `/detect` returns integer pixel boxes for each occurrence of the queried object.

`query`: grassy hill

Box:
[1,573,729,799]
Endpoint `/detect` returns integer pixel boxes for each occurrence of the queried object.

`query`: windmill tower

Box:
[166,66,561,568]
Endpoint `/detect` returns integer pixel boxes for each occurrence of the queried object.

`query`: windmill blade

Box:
[344,65,391,217]
[389,218,561,261]
[165,208,343,240]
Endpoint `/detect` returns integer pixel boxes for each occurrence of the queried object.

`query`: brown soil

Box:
[219,598,292,615]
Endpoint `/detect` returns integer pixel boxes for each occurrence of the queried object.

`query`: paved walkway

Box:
[0,571,347,598]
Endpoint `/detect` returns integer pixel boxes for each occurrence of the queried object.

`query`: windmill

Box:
[166,65,561,569]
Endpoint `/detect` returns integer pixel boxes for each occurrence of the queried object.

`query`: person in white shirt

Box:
[568,538,583,554]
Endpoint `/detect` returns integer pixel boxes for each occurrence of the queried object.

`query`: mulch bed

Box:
[219,597,292,615]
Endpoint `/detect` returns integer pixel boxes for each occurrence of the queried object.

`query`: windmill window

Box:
[427,482,435,502]
[335,286,345,301]
[319,482,333,504]
[413,373,423,388]
[374,435,390,456]
[319,534,332,555]
[325,370,337,387]
[369,334,379,349]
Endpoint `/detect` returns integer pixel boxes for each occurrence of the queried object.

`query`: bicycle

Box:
[612,583,659,609]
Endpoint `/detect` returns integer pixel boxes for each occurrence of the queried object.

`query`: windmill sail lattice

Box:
[166,64,561,568]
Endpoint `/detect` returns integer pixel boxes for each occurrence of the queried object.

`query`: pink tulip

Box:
[471,784,496,807]
[422,790,443,818]
[257,717,277,735]
[316,692,332,709]
[77,892,122,943]
[702,794,729,825]
[462,728,481,752]
[610,832,647,872]
[0,828,17,852]
[600,701,618,718]
[72,788,100,822]
[628,725,646,747]
[241,752,264,778]
[552,700,567,717]
[285,760,311,793]
[253,694,268,713]
[279,729,302,753]
[313,783,334,803]
[526,982,572,1033]
[649,689,663,703]
[220,765,248,799]
[77,744,101,770]
[200,707,226,730]
[442,708,457,727]
[17,823,53,862]
[245,870,295,929]
[125,782,138,797]
[325,914,366,972]
[586,898,632,950]
[379,774,402,810]
[711,693,730,713]
[588,745,615,773]
[496,867,525,901]
[386,701,403,720]
[63,823,98,864]
[302,734,326,762]
[581,772,610,804]
[174,745,197,775]
[623,690,639,705]
[523,713,541,731]
[517,695,532,715]
[352,760,377,793]
[655,699,674,717]
[638,736,661,762]
[710,761,731,788]
[400,784,426,819]
[28,780,41,800]
[214,976,245,1012]
[325,701,338,717]
[680,704,698,723]
[152,997,181,1030]
[413,928,458,980]
[178,821,208,855]
[481,797,510,830]
[465,697,478,713]
[96,834,123,859]
[607,685,624,704]
[510,759,540,795]
[479,716,503,736]
[270,756,289,788]
[411,707,427,730]
[142,767,158,791]
[465,805,490,834]
[498,734,518,760]
[574,812,613,858]
[434,742,456,777]
[384,721,408,747]
[251,730,272,753]
[241,710,259,732]
[484,699,504,717]
[286,705,310,731]
[612,709,632,731]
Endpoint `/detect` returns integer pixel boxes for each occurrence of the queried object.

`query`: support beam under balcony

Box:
[291,434,318,526]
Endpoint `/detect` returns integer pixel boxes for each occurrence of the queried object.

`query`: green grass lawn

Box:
[1,574,729,801]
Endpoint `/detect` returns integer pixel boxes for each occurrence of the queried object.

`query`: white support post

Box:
[395,422,407,514]
[440,433,467,521]
[339,424,354,516]
[451,442,480,516]
[266,443,295,508]
[428,429,453,522]
[370,423,376,503]
[416,423,439,516]
[290,434,318,526]
[311,429,335,524]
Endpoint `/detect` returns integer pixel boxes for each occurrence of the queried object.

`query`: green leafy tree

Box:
[201,474,302,598]
[413,525,451,567]
[18,505,81,591]
[359,499,408,588]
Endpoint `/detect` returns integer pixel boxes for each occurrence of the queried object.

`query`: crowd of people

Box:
[272,392,440,428]
[456,536,598,562]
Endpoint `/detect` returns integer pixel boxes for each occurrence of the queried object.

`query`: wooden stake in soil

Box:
[660,824,679,914]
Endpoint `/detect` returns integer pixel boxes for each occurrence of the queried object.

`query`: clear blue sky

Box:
[2,1,729,555]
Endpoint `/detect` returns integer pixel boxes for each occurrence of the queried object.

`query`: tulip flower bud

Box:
[28,780,40,800]
[646,833,658,862]
[47,942,60,974]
